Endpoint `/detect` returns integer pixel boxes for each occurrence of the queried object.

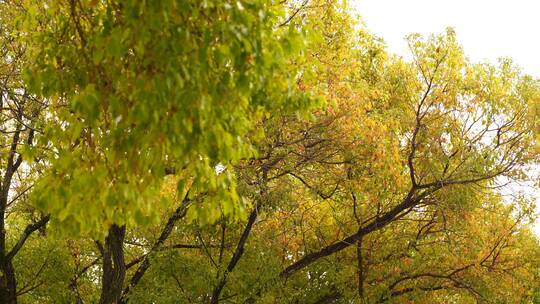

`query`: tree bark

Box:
[99,224,126,304]
[0,257,17,304]
[0,125,21,304]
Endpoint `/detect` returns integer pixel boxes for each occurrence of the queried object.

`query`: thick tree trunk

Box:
[0,167,17,304]
[99,224,126,304]
[0,257,17,304]
[0,125,22,304]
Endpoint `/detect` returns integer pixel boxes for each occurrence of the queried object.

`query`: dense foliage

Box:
[0,0,539,303]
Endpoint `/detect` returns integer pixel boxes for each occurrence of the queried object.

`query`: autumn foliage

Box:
[0,1,539,303]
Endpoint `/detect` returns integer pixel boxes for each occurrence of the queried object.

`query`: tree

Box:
[0,0,537,303]
[0,5,50,302]
[276,28,539,283]
[18,0,321,303]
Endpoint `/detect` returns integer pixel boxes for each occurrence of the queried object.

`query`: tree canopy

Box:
[0,0,539,303]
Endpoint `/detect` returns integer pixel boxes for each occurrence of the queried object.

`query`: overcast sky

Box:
[353,0,540,77]
[352,0,540,232]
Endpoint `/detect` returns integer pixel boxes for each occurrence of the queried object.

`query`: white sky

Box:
[352,0,540,233]
[353,0,540,77]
